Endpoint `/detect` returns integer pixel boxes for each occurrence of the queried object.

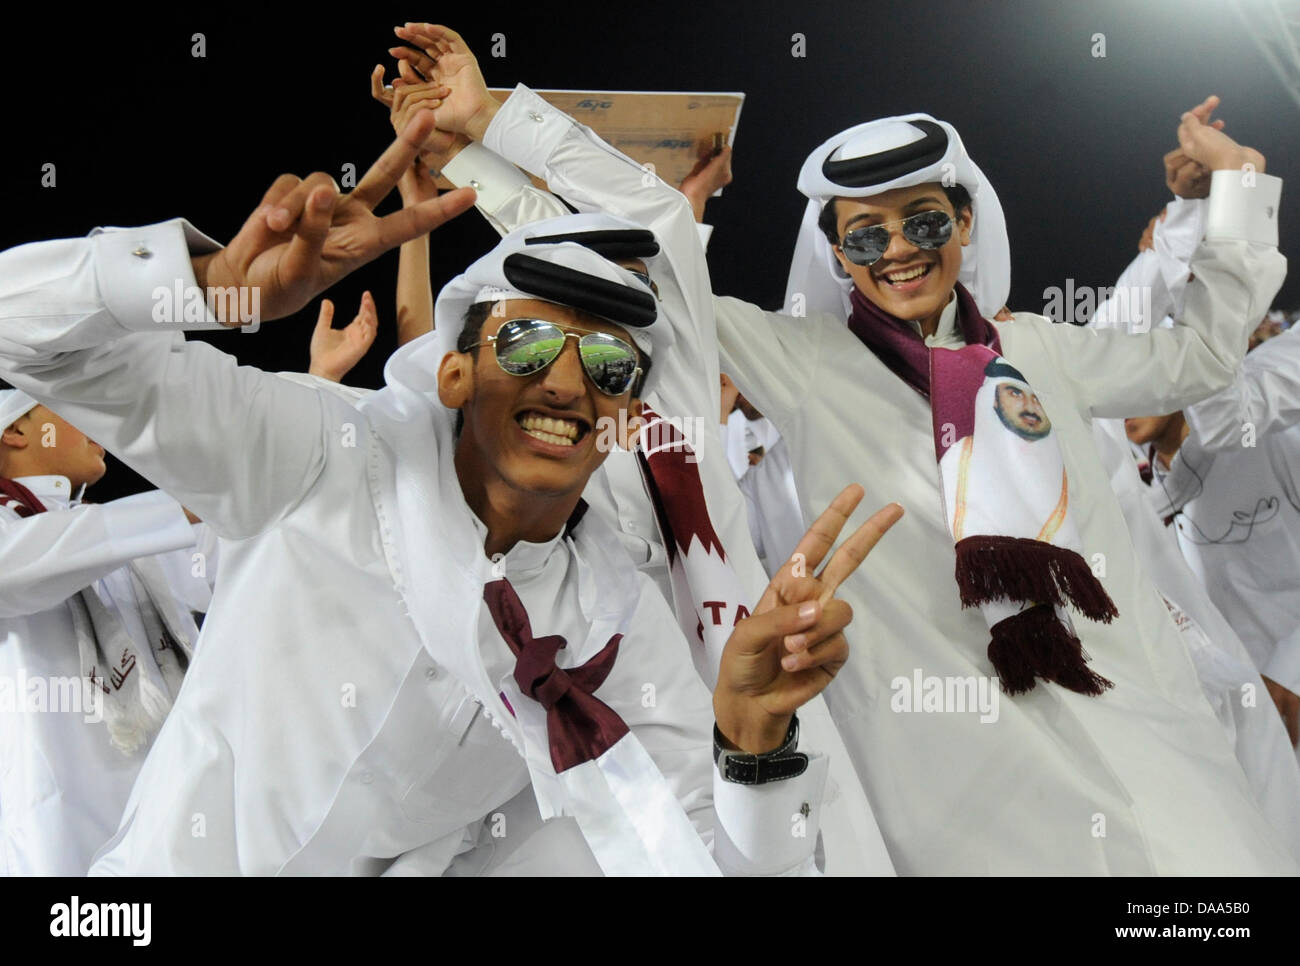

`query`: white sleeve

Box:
[440,141,570,236]
[0,219,330,540]
[713,295,823,431]
[1153,197,1208,304]
[712,751,829,876]
[611,572,826,875]
[1091,197,1207,331]
[1014,171,1285,420]
[1184,329,1300,454]
[1090,250,1173,332]
[0,490,194,618]
[483,85,711,323]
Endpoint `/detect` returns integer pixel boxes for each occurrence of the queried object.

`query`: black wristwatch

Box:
[713,714,808,785]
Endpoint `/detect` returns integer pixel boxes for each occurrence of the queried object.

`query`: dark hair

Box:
[451,300,653,433]
[457,300,496,353]
[818,183,973,246]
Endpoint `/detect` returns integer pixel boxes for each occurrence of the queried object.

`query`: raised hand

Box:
[390,23,500,141]
[369,64,468,181]
[714,485,903,752]
[1175,95,1265,174]
[1163,147,1212,199]
[308,292,379,383]
[192,113,476,326]
[679,146,734,224]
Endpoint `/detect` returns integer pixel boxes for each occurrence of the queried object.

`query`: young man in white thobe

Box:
[398,37,1296,871]
[377,35,898,874]
[0,390,213,875]
[1082,165,1300,852]
[1130,327,1300,754]
[0,118,897,875]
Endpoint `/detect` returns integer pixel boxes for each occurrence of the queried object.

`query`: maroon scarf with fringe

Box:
[848,283,1116,696]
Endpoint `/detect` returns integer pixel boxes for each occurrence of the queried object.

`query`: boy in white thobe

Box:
[0,391,211,875]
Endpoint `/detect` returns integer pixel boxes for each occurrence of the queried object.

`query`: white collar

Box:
[468,510,570,580]
[13,474,76,509]
[903,292,961,346]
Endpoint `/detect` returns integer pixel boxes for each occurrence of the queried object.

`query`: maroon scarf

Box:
[0,477,47,517]
[847,284,1116,696]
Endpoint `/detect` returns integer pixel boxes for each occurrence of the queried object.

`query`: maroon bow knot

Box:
[483,578,629,772]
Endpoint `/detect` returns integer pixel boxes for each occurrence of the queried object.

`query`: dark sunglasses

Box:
[839,210,954,266]
[467,318,642,397]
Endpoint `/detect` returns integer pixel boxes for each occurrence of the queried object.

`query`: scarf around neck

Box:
[846,284,1117,696]
[0,478,192,751]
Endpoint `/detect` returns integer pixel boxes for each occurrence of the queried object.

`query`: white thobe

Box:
[443,88,898,875]
[1090,197,1205,332]
[1092,421,1300,854]
[713,167,1297,873]
[0,478,201,874]
[1152,333,1300,701]
[0,220,826,876]
[1086,198,1300,848]
[722,412,806,579]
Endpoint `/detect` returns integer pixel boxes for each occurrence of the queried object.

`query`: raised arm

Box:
[0,118,475,537]
[1019,100,1284,419]
[1181,328,1300,453]
[0,491,195,618]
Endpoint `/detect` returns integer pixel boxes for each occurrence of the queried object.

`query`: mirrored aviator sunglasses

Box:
[839,209,954,266]
[470,318,642,396]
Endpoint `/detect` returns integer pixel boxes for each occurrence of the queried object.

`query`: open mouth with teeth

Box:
[516,410,591,449]
[877,263,935,289]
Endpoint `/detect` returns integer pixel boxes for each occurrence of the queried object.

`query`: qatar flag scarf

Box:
[847,284,1117,695]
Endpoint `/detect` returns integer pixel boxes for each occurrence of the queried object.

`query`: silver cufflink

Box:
[131,247,152,259]
[528,111,544,122]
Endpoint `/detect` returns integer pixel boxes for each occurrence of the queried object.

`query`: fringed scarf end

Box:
[956,535,1118,623]
[987,604,1114,697]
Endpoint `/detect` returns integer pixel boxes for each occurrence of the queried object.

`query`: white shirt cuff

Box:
[1205,170,1282,246]
[91,219,225,332]
[696,223,714,252]
[712,751,829,876]
[441,142,536,217]
[100,489,199,561]
[1263,628,1300,694]
[483,84,576,178]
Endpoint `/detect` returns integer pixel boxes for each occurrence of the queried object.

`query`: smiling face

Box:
[993,383,1051,441]
[441,298,643,503]
[830,182,972,330]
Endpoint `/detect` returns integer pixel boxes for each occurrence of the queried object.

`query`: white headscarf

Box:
[785,113,1011,321]
[424,212,676,395]
[0,389,38,429]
